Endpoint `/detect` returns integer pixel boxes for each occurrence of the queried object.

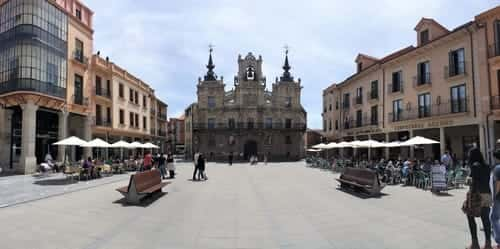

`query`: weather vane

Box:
[283,44,290,55]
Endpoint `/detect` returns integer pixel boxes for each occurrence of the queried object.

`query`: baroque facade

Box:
[185,50,306,161]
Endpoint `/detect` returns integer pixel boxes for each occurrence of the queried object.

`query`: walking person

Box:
[167,152,175,179]
[463,147,492,249]
[490,150,500,249]
[158,152,167,180]
[193,152,200,181]
[228,152,233,166]
[198,153,207,181]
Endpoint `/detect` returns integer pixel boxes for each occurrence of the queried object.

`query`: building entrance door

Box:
[244,140,258,160]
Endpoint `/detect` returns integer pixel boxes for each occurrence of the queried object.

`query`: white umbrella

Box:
[357,140,386,148]
[400,136,439,146]
[348,140,364,148]
[143,142,160,149]
[336,141,352,148]
[82,138,111,148]
[129,141,145,148]
[312,143,328,149]
[384,141,402,147]
[307,148,322,152]
[325,142,340,149]
[110,140,131,148]
[53,136,87,146]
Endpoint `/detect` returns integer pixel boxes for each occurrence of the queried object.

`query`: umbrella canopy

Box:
[307,148,322,152]
[312,143,328,149]
[82,138,111,148]
[110,140,131,148]
[348,140,364,148]
[129,141,145,148]
[384,141,402,147]
[53,136,87,146]
[357,140,386,148]
[325,142,340,149]
[336,141,352,148]
[143,142,160,149]
[400,136,439,146]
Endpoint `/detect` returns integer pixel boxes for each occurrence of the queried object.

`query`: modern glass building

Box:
[0,0,68,99]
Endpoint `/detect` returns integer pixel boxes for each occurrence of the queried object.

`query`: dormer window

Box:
[357,62,363,72]
[420,30,429,45]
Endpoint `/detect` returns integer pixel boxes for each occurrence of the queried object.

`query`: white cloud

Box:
[84,0,498,128]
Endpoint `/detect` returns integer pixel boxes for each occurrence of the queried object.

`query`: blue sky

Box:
[85,0,499,129]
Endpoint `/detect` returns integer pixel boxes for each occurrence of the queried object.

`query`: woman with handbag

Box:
[464,148,492,249]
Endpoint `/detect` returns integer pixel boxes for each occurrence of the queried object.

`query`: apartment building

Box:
[0,0,94,174]
[322,14,493,162]
[90,54,168,159]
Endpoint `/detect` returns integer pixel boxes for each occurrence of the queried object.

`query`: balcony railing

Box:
[0,79,66,99]
[388,98,469,122]
[95,87,111,98]
[73,50,88,64]
[150,128,156,135]
[343,116,379,130]
[72,94,89,106]
[413,72,431,87]
[353,96,363,105]
[388,82,404,94]
[150,109,156,116]
[158,113,167,120]
[488,43,500,58]
[95,119,112,127]
[444,61,466,78]
[342,102,350,109]
[368,90,378,100]
[158,130,167,137]
[193,122,306,131]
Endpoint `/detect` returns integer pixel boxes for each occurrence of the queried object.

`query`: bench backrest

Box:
[341,167,377,186]
[131,170,162,192]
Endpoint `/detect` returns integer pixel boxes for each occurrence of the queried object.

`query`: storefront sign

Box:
[393,119,454,131]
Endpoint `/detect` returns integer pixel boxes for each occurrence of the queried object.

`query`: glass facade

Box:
[0,0,68,98]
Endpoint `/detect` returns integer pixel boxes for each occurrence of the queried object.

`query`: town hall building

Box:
[184,49,307,161]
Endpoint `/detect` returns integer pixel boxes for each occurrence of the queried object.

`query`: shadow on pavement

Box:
[432,191,454,197]
[113,192,167,207]
[34,178,78,186]
[336,187,389,199]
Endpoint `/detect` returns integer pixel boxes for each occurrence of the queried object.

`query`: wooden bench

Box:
[116,170,170,204]
[336,167,384,196]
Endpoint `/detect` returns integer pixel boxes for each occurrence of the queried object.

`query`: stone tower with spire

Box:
[185,48,306,161]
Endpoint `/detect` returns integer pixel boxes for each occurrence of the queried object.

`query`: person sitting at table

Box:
[82,157,94,179]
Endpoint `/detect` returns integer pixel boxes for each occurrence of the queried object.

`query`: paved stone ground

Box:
[0,172,132,208]
[0,161,481,249]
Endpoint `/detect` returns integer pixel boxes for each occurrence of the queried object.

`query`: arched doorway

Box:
[244,140,258,160]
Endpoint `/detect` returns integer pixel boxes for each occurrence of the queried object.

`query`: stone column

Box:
[385,133,390,159]
[367,134,372,160]
[57,110,68,162]
[440,127,446,158]
[0,108,13,171]
[19,101,38,174]
[83,115,92,158]
[409,129,415,159]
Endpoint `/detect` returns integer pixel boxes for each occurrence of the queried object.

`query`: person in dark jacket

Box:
[465,148,492,249]
[197,153,206,181]
[166,153,175,179]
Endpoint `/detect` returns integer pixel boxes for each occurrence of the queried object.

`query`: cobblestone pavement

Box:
[0,161,477,249]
